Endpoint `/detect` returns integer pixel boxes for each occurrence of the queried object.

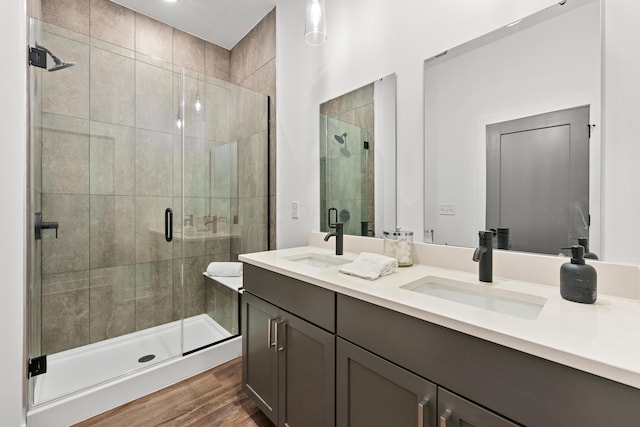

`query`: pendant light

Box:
[305,0,327,46]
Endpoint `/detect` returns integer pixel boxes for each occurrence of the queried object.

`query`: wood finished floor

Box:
[73,357,273,427]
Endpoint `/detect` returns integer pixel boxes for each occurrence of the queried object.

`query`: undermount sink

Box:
[401,276,546,320]
[285,253,350,269]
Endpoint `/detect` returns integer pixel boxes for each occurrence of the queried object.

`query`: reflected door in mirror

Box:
[486,106,590,255]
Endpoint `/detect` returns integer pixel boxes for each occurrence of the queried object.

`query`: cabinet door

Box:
[242,292,279,425]
[278,311,336,427]
[336,338,437,427]
[437,388,520,427]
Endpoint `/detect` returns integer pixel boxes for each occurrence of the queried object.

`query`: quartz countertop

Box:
[240,245,640,389]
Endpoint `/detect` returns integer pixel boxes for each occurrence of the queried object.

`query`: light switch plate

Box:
[439,203,456,216]
[291,201,300,219]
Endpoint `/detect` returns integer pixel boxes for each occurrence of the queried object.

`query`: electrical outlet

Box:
[291,201,300,219]
[439,203,456,216]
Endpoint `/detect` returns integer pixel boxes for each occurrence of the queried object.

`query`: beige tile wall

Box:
[231,8,277,251]
[36,0,274,354]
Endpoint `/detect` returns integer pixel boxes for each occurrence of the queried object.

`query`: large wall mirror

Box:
[320,73,396,237]
[424,0,602,258]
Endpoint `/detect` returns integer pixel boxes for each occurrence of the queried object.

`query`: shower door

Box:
[320,115,371,236]
[27,18,185,406]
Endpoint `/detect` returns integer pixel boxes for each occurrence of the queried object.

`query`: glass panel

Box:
[320,114,369,236]
[28,18,183,406]
[180,72,269,354]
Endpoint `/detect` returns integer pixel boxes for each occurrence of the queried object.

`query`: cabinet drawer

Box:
[244,263,336,332]
[337,294,640,426]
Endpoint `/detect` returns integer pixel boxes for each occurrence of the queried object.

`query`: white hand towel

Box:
[206,262,243,277]
[339,252,398,280]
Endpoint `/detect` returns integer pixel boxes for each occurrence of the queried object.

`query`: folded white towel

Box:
[206,262,243,277]
[339,252,398,280]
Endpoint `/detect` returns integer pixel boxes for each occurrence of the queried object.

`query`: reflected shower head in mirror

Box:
[334,132,347,144]
[36,43,76,72]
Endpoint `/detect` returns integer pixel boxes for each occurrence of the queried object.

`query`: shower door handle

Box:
[165,208,173,242]
[328,207,338,229]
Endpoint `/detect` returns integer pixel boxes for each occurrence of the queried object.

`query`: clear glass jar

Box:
[383,228,413,267]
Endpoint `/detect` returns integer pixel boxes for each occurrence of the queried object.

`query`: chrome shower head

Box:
[334,132,347,144]
[36,43,76,72]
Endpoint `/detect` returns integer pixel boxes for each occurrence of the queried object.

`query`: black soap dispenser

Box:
[560,245,597,304]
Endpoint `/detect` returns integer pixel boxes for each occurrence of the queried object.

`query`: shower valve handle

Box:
[35,212,59,240]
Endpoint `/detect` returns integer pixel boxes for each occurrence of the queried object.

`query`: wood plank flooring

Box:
[73,357,273,427]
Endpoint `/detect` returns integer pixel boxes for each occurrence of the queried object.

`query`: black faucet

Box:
[324,222,343,255]
[325,207,344,255]
[472,230,493,283]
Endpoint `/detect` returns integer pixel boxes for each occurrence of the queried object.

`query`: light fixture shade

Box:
[305,0,327,46]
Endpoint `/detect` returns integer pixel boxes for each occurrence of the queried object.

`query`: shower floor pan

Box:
[33,313,232,406]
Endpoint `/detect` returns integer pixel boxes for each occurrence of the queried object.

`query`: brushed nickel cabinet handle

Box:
[276,321,285,352]
[439,409,451,427]
[418,397,429,427]
[267,318,275,348]
[274,320,282,352]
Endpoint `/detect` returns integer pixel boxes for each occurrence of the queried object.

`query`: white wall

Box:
[602,1,640,264]
[0,0,27,425]
[373,74,396,237]
[276,0,558,249]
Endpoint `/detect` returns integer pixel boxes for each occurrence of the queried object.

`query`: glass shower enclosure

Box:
[27,18,269,406]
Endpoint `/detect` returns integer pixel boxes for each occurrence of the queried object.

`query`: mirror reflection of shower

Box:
[36,43,76,72]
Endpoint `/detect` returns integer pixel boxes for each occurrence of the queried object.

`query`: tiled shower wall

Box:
[32,0,274,354]
[320,84,375,235]
[230,9,277,252]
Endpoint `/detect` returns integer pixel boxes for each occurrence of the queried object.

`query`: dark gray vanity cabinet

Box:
[242,265,336,427]
[242,263,640,426]
[336,338,517,427]
[242,292,279,425]
[337,338,437,427]
[337,294,640,427]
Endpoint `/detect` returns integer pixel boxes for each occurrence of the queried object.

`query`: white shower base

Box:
[27,314,241,427]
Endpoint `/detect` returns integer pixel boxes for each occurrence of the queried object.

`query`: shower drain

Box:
[138,354,156,363]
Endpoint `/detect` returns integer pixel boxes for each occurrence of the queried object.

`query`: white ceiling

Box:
[110,0,276,50]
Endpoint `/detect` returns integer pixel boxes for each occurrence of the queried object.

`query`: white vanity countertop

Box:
[240,246,640,389]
